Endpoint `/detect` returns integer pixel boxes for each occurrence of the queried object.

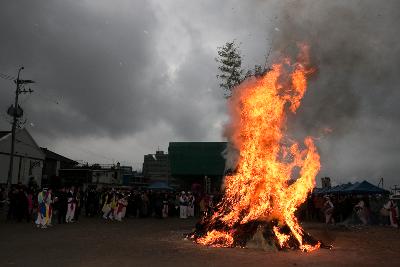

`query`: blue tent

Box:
[342,180,389,195]
[313,180,389,195]
[327,182,354,194]
[147,181,173,191]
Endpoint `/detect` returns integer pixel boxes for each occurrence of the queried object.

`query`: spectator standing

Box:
[15,186,28,222]
[323,196,335,224]
[162,193,169,218]
[66,187,76,223]
[179,191,188,219]
[384,198,399,228]
[57,188,68,224]
[354,198,368,225]
[44,189,53,226]
[27,189,34,222]
[187,192,195,217]
[35,189,47,228]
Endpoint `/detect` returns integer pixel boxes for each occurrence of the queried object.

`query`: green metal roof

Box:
[168,142,227,176]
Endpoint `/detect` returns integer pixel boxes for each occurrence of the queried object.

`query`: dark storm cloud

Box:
[0,0,164,138]
[0,0,399,187]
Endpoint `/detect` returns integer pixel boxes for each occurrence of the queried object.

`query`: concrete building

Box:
[91,164,122,184]
[142,150,171,184]
[122,171,147,187]
[0,128,45,187]
[59,163,126,187]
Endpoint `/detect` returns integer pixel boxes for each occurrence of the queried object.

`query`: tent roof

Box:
[41,147,78,164]
[343,180,389,194]
[313,180,389,195]
[0,131,11,139]
[147,181,173,190]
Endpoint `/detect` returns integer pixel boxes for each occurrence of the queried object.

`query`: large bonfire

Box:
[191,45,326,252]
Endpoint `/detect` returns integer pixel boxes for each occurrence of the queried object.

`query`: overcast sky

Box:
[1,0,399,188]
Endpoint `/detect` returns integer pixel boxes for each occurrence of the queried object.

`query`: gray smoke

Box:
[270,0,400,137]
[222,0,400,187]
[272,0,400,186]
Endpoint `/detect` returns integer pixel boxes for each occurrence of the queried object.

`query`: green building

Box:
[168,142,227,192]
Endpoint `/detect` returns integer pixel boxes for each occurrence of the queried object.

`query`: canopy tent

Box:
[313,180,389,195]
[343,180,389,194]
[147,181,174,191]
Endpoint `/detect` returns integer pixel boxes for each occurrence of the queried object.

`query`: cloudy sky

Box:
[1,0,399,188]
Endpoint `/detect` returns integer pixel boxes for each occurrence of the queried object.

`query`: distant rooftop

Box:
[41,147,78,165]
[0,131,11,139]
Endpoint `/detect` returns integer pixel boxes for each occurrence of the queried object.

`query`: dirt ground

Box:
[0,215,399,267]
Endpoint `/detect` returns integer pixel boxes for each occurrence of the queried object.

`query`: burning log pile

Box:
[190,45,331,252]
[192,217,328,251]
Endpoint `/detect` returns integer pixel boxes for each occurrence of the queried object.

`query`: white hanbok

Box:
[179,195,188,219]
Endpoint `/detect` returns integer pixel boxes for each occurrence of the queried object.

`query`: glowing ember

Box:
[193,45,323,252]
[196,230,234,248]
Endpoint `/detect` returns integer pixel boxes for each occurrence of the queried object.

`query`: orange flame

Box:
[198,45,320,252]
[196,230,234,248]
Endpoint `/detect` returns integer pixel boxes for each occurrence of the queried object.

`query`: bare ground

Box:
[0,216,399,267]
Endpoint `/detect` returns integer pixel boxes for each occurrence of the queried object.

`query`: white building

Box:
[0,128,45,187]
[92,168,121,184]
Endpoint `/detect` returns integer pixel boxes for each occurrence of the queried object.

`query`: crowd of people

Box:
[306,194,399,227]
[2,184,398,229]
[1,184,220,229]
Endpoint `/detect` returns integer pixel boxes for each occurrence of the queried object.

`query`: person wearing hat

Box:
[179,191,188,219]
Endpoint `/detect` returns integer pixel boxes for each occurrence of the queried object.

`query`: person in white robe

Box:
[384,199,399,228]
[354,199,368,225]
[187,192,195,217]
[179,191,188,219]
[65,188,76,223]
[323,196,334,224]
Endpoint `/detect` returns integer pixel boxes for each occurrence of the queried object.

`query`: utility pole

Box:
[6,67,34,193]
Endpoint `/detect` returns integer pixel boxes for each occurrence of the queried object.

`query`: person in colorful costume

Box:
[35,189,47,228]
[102,190,115,220]
[44,189,53,226]
[116,194,128,221]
